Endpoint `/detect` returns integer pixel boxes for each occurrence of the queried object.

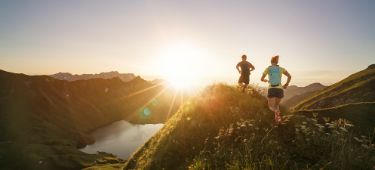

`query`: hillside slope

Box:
[124,85,272,169]
[293,65,375,110]
[123,84,375,170]
[0,70,178,170]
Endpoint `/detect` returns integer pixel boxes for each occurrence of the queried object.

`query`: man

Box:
[261,55,291,124]
[236,54,255,92]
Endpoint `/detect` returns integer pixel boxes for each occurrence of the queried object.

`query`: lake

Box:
[80,120,163,159]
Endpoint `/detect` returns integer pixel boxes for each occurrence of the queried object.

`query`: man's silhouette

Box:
[236,55,255,92]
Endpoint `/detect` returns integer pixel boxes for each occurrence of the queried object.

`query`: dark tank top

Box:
[238,61,250,75]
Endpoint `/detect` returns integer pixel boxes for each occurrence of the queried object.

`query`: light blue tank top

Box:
[268,66,282,86]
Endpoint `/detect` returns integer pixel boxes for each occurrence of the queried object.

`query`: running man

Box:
[236,55,255,92]
[261,55,291,124]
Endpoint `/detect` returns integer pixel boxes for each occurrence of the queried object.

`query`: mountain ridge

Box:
[293,65,375,110]
[282,82,326,109]
[50,71,136,82]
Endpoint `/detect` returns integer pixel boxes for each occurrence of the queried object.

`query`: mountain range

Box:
[0,70,180,169]
[50,71,136,82]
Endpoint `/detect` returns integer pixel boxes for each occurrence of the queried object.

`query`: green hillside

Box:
[0,70,179,170]
[298,102,375,133]
[293,65,375,110]
[123,84,375,170]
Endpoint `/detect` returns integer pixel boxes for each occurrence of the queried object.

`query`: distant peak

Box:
[306,82,325,87]
[367,64,375,70]
[53,72,72,75]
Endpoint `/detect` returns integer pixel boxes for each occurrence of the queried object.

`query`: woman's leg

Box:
[274,97,282,112]
[268,97,276,112]
[274,97,282,123]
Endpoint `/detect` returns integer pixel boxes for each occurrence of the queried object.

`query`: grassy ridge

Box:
[124,84,271,169]
[123,84,375,169]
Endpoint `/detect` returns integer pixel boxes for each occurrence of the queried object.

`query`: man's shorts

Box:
[238,74,250,85]
[268,88,284,98]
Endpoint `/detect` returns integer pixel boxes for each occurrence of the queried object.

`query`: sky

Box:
[0,0,374,86]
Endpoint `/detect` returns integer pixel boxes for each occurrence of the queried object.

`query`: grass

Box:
[189,115,375,170]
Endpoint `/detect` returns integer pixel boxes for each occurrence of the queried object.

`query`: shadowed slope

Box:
[0,70,178,170]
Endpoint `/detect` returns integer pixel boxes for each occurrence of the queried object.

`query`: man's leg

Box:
[242,84,248,92]
[238,82,243,91]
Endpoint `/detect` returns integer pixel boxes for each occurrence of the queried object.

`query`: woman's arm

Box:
[283,71,291,89]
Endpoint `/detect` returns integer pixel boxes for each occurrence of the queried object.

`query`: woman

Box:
[260,55,291,124]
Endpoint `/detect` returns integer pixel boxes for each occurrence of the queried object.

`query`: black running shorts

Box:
[238,74,250,85]
[268,88,284,98]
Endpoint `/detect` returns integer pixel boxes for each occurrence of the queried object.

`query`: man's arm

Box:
[249,63,255,71]
[283,71,292,89]
[236,63,241,74]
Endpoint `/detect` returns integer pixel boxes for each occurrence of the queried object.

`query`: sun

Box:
[157,42,207,90]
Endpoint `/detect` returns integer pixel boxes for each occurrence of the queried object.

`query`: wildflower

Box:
[312,112,318,118]
[346,123,354,127]
[361,144,370,149]
[339,127,348,132]
[323,117,330,122]
[353,137,363,143]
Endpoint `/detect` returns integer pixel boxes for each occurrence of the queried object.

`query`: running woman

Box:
[261,55,291,124]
